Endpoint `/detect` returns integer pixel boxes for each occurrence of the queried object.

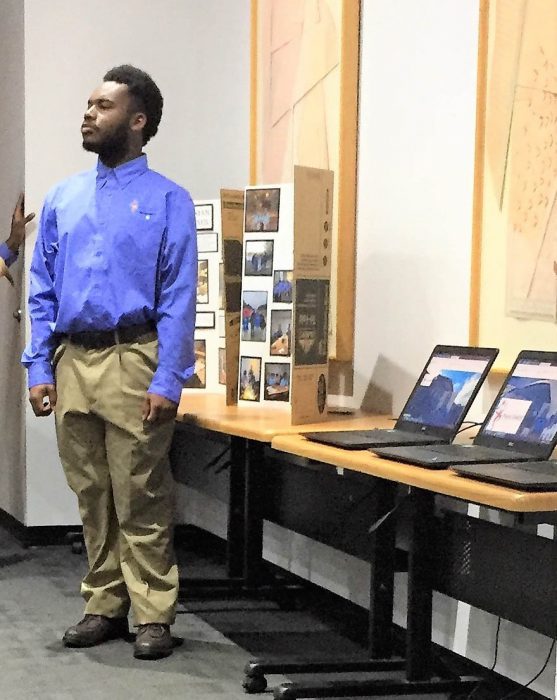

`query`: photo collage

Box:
[183,199,226,393]
[239,185,294,404]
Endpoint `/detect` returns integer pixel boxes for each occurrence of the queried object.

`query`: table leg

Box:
[258,487,480,698]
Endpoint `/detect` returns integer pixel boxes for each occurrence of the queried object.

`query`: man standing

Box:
[22,65,197,660]
[0,194,35,285]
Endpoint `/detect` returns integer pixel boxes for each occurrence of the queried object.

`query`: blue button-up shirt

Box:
[0,242,17,267]
[22,155,197,404]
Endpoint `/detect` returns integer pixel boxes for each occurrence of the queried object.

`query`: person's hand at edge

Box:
[29,384,57,417]
[7,192,35,253]
[142,393,178,424]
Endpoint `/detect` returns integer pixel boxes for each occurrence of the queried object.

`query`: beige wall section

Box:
[23,0,251,526]
[0,0,26,521]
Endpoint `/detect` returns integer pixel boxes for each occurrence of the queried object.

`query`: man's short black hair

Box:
[103,64,163,145]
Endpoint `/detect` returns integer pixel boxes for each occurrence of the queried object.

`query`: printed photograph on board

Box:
[242,290,268,342]
[273,270,293,303]
[270,309,292,356]
[244,240,274,277]
[184,339,206,389]
[245,187,280,232]
[197,259,209,304]
[294,279,330,365]
[239,356,262,401]
[264,362,290,402]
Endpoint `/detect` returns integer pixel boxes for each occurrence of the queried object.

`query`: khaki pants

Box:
[54,336,178,624]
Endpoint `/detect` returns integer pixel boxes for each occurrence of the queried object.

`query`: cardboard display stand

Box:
[238,166,333,424]
[220,189,245,405]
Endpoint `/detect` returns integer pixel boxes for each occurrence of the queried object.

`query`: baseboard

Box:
[0,507,82,547]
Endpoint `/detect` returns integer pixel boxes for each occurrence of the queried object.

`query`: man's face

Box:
[81,81,141,159]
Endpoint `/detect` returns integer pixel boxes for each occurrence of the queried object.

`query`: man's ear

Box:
[130,111,147,135]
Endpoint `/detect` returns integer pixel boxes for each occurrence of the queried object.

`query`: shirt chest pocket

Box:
[123,208,167,256]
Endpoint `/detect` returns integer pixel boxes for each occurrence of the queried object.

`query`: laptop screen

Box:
[479,356,557,446]
[397,348,497,432]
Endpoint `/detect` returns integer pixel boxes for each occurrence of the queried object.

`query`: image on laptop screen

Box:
[479,357,557,445]
[399,350,495,430]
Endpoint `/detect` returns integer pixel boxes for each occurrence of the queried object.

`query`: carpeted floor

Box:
[0,525,521,700]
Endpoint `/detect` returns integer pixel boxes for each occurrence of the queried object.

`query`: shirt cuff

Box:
[0,242,17,267]
[27,362,55,389]
[149,365,194,404]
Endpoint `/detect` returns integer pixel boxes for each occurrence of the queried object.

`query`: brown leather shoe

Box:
[133,623,173,659]
[63,614,129,647]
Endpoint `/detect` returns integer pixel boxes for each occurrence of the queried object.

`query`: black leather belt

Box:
[63,321,157,350]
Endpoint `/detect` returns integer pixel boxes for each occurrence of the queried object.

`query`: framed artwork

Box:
[197,259,209,304]
[198,232,219,253]
[251,0,360,360]
[218,347,226,385]
[195,311,215,329]
[470,0,557,370]
[184,339,206,389]
[245,187,280,232]
[194,203,214,231]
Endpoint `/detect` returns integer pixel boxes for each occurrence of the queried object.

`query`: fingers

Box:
[47,385,58,411]
[29,384,56,417]
[13,192,24,221]
[0,258,14,286]
[24,212,36,224]
[141,396,151,422]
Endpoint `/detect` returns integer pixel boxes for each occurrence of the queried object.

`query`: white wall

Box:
[23,0,251,526]
[351,0,476,415]
[0,0,26,521]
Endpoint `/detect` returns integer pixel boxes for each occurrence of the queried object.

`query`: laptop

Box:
[302,344,498,449]
[373,350,557,468]
[453,461,557,491]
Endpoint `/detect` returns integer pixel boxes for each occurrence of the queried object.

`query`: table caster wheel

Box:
[273,684,297,700]
[242,674,267,694]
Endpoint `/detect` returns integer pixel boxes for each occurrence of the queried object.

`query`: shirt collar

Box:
[96,154,148,187]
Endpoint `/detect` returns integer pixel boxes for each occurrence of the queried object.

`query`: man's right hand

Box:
[29,384,57,417]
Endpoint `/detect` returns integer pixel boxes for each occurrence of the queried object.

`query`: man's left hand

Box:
[7,193,35,253]
[142,393,178,424]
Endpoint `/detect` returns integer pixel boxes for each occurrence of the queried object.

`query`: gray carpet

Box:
[0,528,253,700]
[0,526,485,700]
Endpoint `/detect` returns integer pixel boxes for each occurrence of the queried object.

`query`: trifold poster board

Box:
[220,189,245,405]
[238,166,333,424]
[183,199,225,394]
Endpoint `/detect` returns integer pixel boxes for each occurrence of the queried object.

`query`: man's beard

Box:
[82,120,130,163]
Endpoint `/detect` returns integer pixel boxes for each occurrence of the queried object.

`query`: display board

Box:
[238,166,333,424]
[471,0,557,370]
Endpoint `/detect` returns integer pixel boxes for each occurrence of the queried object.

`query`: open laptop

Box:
[302,344,498,449]
[373,350,557,468]
[453,461,557,491]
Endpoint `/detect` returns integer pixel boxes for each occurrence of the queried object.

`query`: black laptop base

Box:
[371,443,540,469]
[302,429,445,450]
[453,461,557,491]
